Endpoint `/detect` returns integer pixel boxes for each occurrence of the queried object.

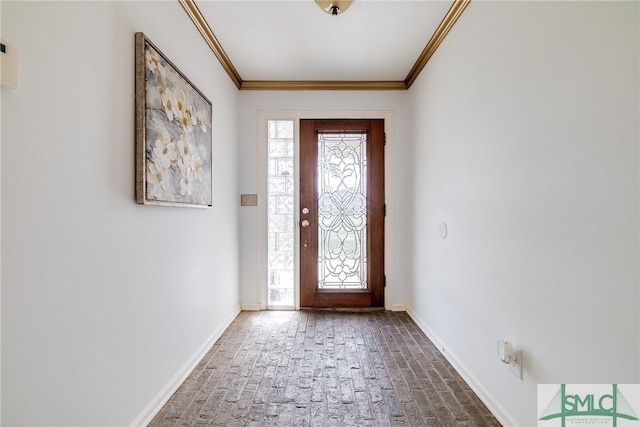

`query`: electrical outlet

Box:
[509,349,522,379]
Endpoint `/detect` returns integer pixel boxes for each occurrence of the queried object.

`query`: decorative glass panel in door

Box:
[317,132,368,290]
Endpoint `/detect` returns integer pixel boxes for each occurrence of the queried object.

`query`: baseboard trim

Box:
[389,304,407,312]
[130,305,241,426]
[405,306,518,427]
[240,304,262,311]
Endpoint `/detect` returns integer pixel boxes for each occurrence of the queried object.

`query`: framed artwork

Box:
[135,32,212,207]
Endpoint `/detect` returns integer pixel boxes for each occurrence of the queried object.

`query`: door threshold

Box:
[299,307,386,312]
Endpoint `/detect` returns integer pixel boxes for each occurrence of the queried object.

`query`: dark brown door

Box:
[299,119,385,308]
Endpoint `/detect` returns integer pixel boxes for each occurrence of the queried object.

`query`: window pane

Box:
[267,120,295,306]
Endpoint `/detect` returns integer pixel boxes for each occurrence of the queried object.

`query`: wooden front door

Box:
[299,119,385,308]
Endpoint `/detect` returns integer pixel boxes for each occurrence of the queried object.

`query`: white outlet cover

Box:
[509,349,522,379]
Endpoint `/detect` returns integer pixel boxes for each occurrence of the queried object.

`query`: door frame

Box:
[257,110,395,310]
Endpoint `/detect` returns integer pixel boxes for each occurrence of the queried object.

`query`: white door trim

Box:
[257,110,395,311]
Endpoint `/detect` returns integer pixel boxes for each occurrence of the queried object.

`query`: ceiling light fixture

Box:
[315,0,353,16]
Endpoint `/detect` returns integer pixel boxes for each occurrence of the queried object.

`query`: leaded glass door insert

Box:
[267,120,294,307]
[317,133,368,290]
[299,119,385,308]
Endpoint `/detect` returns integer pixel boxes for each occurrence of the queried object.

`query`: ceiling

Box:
[179,0,471,90]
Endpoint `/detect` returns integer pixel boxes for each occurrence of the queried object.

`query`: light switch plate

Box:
[241,194,257,206]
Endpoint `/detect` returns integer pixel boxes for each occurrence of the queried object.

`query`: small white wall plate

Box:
[439,222,448,239]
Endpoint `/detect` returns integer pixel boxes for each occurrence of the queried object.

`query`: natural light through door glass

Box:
[267,120,294,306]
[317,132,368,290]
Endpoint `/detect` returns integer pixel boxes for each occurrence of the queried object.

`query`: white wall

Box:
[407,1,639,425]
[237,91,413,310]
[1,2,240,425]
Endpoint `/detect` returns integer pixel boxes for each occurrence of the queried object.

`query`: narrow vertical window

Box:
[267,120,294,307]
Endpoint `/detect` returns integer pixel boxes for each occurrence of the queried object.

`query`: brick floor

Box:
[149,310,502,427]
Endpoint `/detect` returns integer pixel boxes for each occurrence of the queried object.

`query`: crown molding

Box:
[179,0,471,91]
[404,0,471,89]
[240,80,407,91]
[178,0,243,89]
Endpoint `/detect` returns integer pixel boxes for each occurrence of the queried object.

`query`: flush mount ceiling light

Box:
[315,0,353,16]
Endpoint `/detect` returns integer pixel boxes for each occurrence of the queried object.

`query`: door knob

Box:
[301,219,310,227]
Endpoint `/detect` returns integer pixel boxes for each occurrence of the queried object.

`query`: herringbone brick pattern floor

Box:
[149,310,502,427]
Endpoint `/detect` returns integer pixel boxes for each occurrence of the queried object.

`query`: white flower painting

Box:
[135,33,212,207]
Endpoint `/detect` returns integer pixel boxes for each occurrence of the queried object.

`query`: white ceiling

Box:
[195,1,455,82]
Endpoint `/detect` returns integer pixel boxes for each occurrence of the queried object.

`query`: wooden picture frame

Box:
[135,32,212,207]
